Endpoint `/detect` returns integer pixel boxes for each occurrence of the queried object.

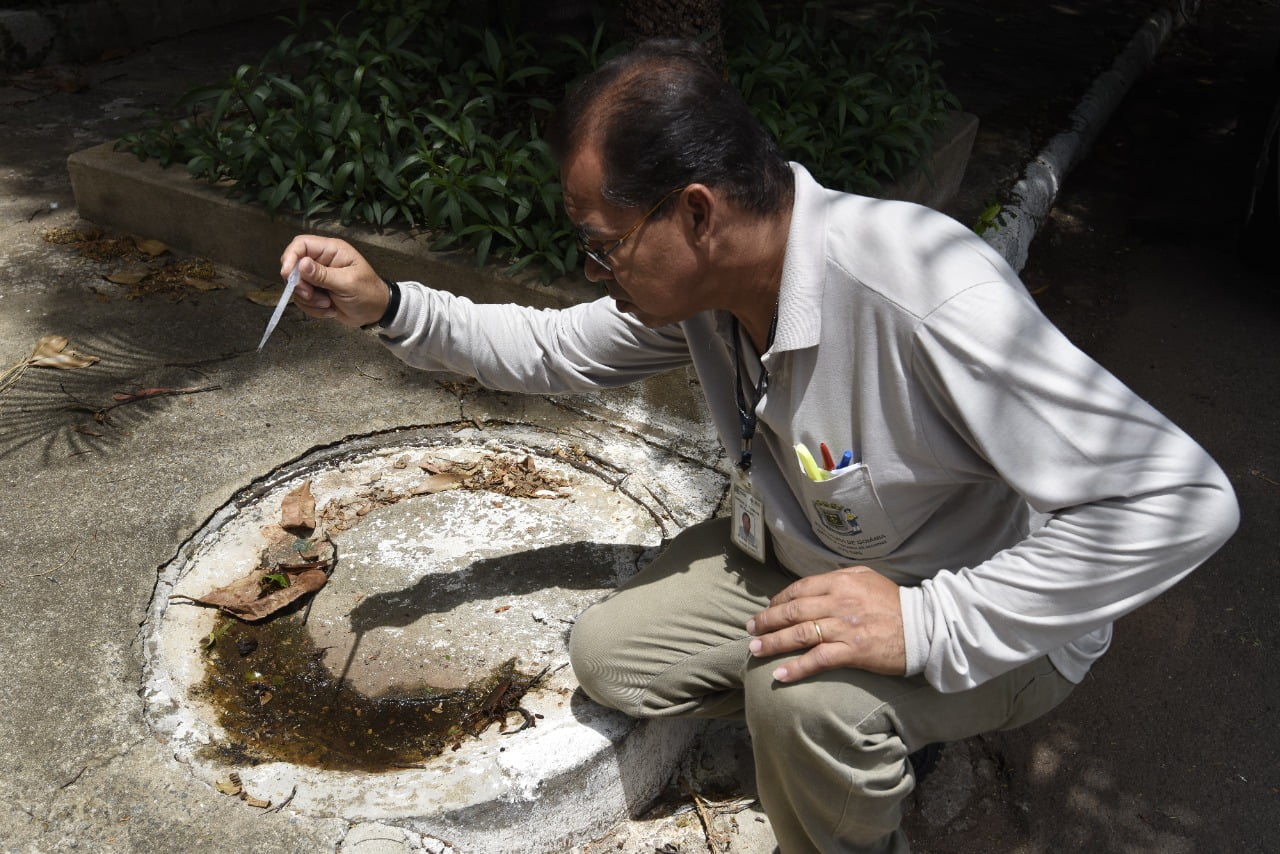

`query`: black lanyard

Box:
[732,309,778,471]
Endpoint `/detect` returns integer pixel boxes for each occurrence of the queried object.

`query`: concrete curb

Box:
[983,0,1203,271]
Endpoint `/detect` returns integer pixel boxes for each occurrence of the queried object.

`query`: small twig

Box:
[26,542,80,578]
[0,360,32,397]
[712,797,759,816]
[260,784,297,815]
[64,384,222,421]
[641,482,679,524]
[691,791,725,854]
[1250,469,1280,487]
[356,365,384,381]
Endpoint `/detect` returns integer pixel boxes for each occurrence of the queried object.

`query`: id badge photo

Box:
[730,468,767,562]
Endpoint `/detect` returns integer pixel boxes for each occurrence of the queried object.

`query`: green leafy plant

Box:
[118,0,957,278]
[201,619,233,652]
[973,200,1009,236]
[118,0,598,277]
[261,572,291,590]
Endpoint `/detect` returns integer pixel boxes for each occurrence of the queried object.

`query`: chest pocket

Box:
[797,463,902,561]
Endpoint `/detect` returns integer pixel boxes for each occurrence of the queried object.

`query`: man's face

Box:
[561,144,707,327]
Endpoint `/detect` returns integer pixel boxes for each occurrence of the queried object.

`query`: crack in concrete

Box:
[25,734,150,824]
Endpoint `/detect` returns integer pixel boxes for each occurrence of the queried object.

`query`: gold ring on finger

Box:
[812,620,823,644]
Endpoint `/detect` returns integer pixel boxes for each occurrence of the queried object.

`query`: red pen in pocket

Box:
[819,442,836,471]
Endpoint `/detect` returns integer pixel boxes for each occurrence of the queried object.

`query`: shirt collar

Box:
[770,162,827,356]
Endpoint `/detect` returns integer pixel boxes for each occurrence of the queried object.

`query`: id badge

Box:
[730,468,767,562]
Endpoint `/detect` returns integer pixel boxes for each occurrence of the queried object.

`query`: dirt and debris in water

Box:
[187,450,568,772]
[196,613,548,772]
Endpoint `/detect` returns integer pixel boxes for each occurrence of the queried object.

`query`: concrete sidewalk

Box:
[1,1,1265,852]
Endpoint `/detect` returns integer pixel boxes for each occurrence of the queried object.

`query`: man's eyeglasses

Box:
[574,186,687,273]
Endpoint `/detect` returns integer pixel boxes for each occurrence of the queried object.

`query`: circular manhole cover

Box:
[141,423,726,851]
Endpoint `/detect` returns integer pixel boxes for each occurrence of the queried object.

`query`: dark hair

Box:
[548,38,794,217]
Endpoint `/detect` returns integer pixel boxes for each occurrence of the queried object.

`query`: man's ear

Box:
[682,184,716,244]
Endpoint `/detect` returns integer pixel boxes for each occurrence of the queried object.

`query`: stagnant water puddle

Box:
[196,610,547,772]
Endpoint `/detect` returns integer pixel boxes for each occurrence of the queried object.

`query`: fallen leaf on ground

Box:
[104,266,149,286]
[245,289,284,307]
[182,565,329,621]
[215,776,243,796]
[410,472,467,495]
[184,276,225,291]
[280,481,316,533]
[174,530,334,621]
[258,525,333,567]
[28,335,99,369]
[133,238,168,257]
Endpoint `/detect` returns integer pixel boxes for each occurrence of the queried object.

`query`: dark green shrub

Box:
[728,1,959,196]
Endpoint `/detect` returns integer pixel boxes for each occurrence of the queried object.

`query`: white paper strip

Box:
[257,265,300,350]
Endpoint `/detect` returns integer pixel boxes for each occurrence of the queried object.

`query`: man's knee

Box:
[568,599,637,714]
[567,601,617,705]
[744,658,903,747]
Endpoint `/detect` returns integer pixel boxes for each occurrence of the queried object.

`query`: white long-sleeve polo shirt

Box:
[378,164,1239,693]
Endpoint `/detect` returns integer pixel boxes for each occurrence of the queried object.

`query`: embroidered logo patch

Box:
[813,499,861,535]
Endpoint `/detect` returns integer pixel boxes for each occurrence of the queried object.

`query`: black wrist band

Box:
[371,277,401,329]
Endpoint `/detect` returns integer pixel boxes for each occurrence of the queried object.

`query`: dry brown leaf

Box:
[188,566,329,621]
[411,472,467,495]
[32,335,70,359]
[215,777,242,796]
[259,525,334,568]
[134,238,168,257]
[184,276,225,291]
[30,350,98,369]
[280,481,316,533]
[177,530,334,621]
[28,335,99,370]
[245,289,284,307]
[104,266,149,285]
[419,459,445,474]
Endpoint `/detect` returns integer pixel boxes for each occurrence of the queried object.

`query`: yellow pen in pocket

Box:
[794,443,830,482]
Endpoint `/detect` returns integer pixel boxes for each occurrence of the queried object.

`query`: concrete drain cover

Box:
[142,424,726,852]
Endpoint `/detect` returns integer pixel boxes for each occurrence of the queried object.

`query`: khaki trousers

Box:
[569,517,1075,853]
